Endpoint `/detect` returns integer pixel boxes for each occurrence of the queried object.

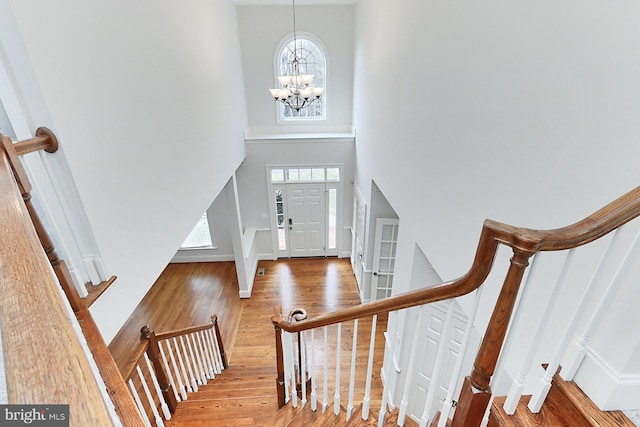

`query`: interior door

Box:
[370,218,399,300]
[287,183,326,257]
[352,198,367,290]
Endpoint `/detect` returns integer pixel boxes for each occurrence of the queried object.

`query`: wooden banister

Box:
[211,314,228,368]
[122,340,150,383]
[1,131,146,427]
[155,315,228,369]
[271,184,640,426]
[140,326,178,413]
[273,186,640,334]
[155,322,216,340]
[0,136,113,425]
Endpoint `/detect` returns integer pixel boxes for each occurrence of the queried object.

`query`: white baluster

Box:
[143,353,171,420]
[379,310,401,427]
[158,340,181,403]
[205,328,223,374]
[196,331,214,379]
[561,227,635,381]
[202,330,217,376]
[438,288,483,427]
[535,229,626,408]
[527,249,578,412]
[347,319,359,420]
[205,329,223,374]
[188,333,207,384]
[398,306,424,426]
[420,300,455,427]
[288,332,298,408]
[362,314,377,421]
[128,378,153,427]
[136,365,165,427]
[171,337,193,394]
[323,325,329,413]
[301,331,308,407]
[179,336,199,392]
[334,322,342,415]
[502,253,543,413]
[310,328,318,411]
[209,328,224,372]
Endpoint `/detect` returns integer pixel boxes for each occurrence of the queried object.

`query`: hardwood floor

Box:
[109,261,243,375]
[109,258,387,426]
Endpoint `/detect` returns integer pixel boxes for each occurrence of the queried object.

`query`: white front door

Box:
[287,183,326,257]
[370,218,399,300]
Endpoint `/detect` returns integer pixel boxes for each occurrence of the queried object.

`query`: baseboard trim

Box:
[171,250,234,263]
[573,348,640,410]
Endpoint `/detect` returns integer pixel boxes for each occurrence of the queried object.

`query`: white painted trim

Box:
[171,250,235,263]
[238,252,275,299]
[573,348,640,411]
[245,129,355,142]
[239,290,253,298]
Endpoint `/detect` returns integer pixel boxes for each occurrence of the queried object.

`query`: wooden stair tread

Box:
[267,403,307,427]
[268,401,423,426]
[490,371,635,427]
[310,404,348,426]
[491,390,590,427]
[553,373,635,427]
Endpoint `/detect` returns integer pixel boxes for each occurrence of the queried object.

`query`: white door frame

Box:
[266,165,342,258]
[370,218,399,300]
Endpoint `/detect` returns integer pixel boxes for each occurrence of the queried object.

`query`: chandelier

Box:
[268,0,323,111]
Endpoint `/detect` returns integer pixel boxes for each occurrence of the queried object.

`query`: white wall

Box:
[5,0,248,342]
[354,0,640,284]
[236,138,355,258]
[237,5,354,135]
[353,0,640,406]
[171,185,236,263]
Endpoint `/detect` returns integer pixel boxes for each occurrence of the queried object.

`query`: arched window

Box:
[276,35,326,120]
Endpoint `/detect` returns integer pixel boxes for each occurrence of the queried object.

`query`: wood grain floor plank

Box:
[109,258,385,426]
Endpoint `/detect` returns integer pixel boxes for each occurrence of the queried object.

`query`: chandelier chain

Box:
[268,0,324,111]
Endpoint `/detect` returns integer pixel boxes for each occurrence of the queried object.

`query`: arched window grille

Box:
[277,36,326,120]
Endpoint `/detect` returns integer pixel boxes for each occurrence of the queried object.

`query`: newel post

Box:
[451,249,533,427]
[272,306,287,409]
[211,315,228,369]
[141,326,178,413]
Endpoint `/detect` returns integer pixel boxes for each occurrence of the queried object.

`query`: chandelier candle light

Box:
[269,0,323,111]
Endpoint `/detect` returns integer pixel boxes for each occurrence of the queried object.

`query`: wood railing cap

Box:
[273,184,640,333]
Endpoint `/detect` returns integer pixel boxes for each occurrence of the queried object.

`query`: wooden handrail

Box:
[272,185,640,334]
[271,184,640,425]
[140,326,178,413]
[122,340,150,383]
[155,322,215,341]
[1,131,146,427]
[0,136,114,425]
[154,315,228,368]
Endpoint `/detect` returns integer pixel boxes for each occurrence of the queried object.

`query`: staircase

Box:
[489,368,634,427]
[269,402,419,426]
[2,127,639,426]
[262,366,634,426]
[168,365,277,426]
